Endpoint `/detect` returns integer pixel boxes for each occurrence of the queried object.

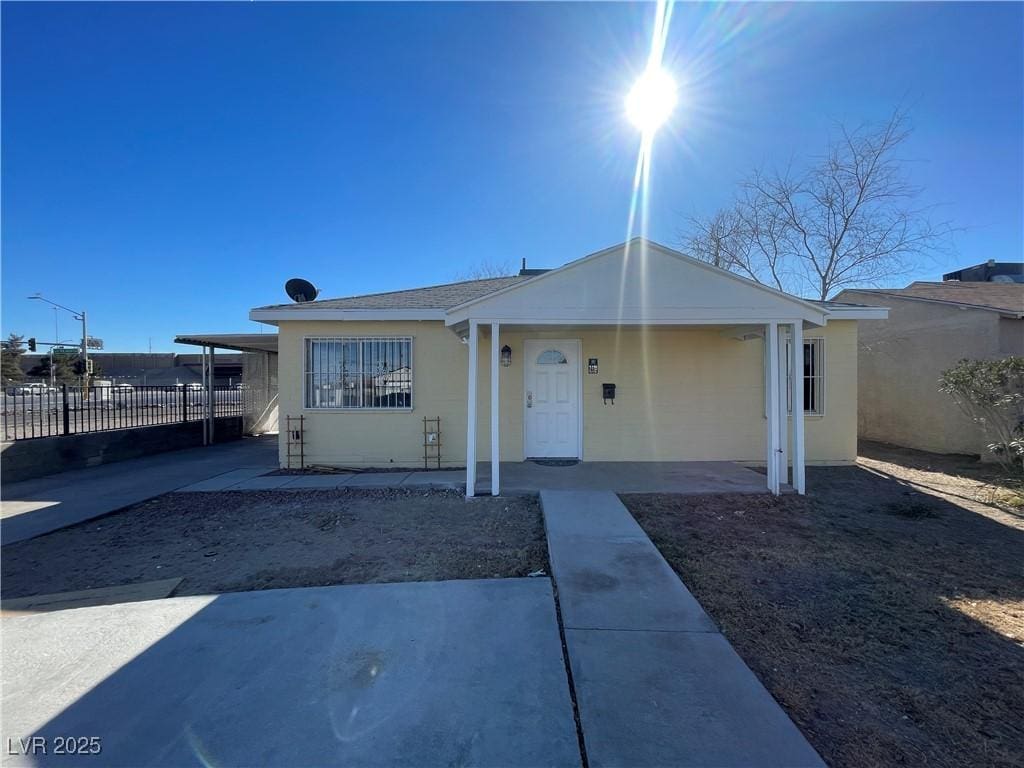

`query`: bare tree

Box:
[682,110,951,300]
[453,260,515,281]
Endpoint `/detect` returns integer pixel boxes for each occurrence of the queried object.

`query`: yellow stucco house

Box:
[250,239,886,496]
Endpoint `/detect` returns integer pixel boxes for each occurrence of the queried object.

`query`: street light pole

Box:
[28,294,91,398]
[80,309,89,395]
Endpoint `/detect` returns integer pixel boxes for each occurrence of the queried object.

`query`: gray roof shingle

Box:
[254,276,528,312]
[844,282,1024,315]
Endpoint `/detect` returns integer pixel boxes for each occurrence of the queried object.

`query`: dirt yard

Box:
[623,445,1024,768]
[1,489,547,599]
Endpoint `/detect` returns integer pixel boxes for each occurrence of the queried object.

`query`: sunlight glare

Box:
[626,67,677,134]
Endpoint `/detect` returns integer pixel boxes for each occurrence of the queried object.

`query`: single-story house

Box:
[250,239,886,496]
[835,280,1024,458]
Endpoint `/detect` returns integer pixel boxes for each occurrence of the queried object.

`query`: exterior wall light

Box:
[500,345,512,367]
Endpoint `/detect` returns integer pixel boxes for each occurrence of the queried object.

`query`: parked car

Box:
[9,383,56,396]
[111,383,135,392]
[185,382,204,391]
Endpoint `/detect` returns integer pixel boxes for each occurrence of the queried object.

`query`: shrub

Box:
[939,357,1024,473]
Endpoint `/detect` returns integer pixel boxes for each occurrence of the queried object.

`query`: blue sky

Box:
[3,2,1021,352]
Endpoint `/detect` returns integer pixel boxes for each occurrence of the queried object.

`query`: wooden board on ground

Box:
[1,577,183,616]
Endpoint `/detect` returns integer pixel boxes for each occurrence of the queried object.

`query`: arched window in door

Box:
[536,349,568,365]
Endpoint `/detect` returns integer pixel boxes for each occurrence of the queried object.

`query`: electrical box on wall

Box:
[602,383,616,404]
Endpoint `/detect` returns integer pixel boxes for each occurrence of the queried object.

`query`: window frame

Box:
[303,335,414,412]
[785,336,825,416]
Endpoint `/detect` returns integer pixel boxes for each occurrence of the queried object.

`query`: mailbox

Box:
[602,383,616,404]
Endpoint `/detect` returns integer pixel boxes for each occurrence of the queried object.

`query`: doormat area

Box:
[530,459,580,467]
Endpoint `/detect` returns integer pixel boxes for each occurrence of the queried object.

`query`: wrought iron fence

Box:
[1,384,252,442]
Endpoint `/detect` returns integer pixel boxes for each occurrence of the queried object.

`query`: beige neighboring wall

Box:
[276,319,860,468]
[838,291,1024,457]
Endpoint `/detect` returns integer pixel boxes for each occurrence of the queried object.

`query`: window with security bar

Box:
[786,338,824,415]
[305,337,413,409]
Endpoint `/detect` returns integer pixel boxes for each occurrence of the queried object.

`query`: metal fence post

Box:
[61,384,70,436]
[181,386,188,422]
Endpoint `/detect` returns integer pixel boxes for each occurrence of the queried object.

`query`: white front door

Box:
[524,339,581,458]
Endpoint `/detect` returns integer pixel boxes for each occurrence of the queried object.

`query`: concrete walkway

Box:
[1,579,580,767]
[542,490,824,767]
[1,437,277,545]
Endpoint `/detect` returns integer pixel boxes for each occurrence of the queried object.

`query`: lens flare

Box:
[626,68,677,134]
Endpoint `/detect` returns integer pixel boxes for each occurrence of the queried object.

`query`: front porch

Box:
[476,460,778,495]
[448,241,827,499]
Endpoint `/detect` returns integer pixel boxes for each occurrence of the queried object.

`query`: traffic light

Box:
[27,337,37,352]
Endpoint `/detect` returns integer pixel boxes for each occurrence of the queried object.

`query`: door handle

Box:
[527,391,533,408]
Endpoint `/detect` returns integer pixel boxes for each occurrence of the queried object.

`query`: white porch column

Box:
[791,320,806,494]
[465,321,479,497]
[490,322,500,496]
[777,325,789,487]
[765,321,781,495]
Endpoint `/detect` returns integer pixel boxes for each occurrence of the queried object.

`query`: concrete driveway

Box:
[2,579,580,767]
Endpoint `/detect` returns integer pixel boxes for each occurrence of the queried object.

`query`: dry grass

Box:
[623,447,1024,768]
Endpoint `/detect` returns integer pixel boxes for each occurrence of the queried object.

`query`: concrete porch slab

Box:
[1,579,581,767]
[479,460,770,494]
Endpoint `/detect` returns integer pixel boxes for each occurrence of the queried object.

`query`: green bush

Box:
[939,357,1024,473]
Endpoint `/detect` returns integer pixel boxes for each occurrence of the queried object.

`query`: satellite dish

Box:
[285,278,319,303]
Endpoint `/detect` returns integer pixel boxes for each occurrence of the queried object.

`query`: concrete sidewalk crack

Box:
[550,580,590,768]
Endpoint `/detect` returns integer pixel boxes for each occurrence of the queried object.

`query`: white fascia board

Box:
[249,308,446,323]
[445,312,827,327]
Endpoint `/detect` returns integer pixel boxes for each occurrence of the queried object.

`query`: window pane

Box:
[537,349,568,365]
[306,337,412,409]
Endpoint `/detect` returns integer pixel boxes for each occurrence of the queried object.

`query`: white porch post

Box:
[765,321,781,495]
[465,320,479,497]
[490,322,500,496]
[791,320,806,494]
[777,325,789,487]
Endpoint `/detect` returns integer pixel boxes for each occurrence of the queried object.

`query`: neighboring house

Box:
[835,280,1024,458]
[250,239,886,496]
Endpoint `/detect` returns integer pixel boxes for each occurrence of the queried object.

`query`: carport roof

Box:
[174,333,278,353]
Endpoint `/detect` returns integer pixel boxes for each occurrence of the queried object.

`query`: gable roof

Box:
[840,282,1024,317]
[445,238,830,325]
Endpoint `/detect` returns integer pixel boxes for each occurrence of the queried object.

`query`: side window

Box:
[786,338,824,415]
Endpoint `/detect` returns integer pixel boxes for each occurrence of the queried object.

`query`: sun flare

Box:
[626,67,677,134]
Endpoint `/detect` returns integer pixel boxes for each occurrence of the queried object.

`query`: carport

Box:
[173,333,279,443]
